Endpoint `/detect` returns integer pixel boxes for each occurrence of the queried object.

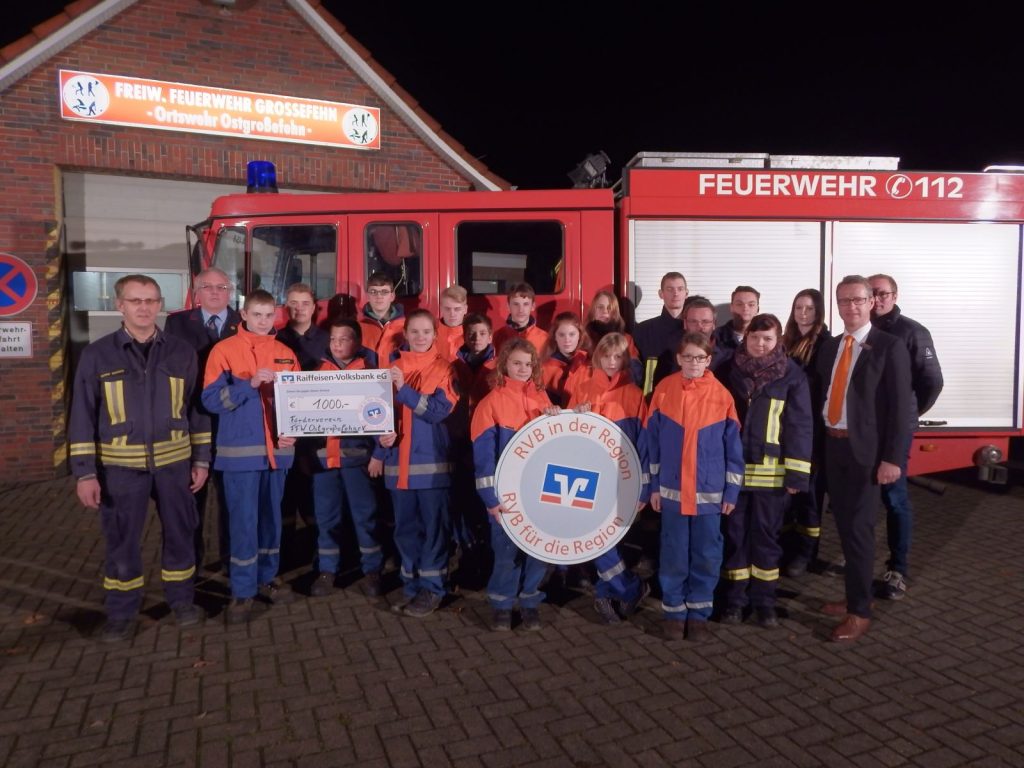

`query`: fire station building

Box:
[0,0,504,482]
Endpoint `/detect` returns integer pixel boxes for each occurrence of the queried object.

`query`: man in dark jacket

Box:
[712,285,760,353]
[164,268,241,570]
[633,271,688,395]
[868,274,944,600]
[817,275,913,642]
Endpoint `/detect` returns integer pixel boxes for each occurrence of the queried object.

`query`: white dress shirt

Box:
[822,321,872,429]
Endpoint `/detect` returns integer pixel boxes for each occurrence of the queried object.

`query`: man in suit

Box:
[164,268,242,570]
[816,275,912,642]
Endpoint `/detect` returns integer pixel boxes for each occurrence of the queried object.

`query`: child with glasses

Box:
[645,333,743,642]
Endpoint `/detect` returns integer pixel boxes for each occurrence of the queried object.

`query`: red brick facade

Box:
[0,0,499,482]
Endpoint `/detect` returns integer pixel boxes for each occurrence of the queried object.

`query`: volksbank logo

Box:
[280,374,296,382]
[539,464,599,509]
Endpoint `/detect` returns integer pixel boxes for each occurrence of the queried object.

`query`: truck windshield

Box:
[250,225,337,304]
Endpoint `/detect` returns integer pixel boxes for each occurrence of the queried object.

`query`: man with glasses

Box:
[652,296,732,385]
[868,274,943,601]
[165,268,241,571]
[816,275,912,642]
[70,275,211,642]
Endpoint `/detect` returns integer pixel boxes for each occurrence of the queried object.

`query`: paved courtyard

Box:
[1,469,1023,767]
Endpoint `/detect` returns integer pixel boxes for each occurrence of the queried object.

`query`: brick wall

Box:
[0,0,479,481]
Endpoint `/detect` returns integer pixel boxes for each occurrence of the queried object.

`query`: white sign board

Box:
[0,322,31,357]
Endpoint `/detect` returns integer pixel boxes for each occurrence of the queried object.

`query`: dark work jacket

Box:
[633,308,683,395]
[69,327,212,476]
[718,357,813,491]
[712,322,743,352]
[871,306,943,416]
[277,323,330,372]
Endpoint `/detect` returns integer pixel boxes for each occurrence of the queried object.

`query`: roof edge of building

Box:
[0,0,510,191]
[0,0,138,93]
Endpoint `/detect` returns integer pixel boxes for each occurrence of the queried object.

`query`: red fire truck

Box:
[188,152,1024,479]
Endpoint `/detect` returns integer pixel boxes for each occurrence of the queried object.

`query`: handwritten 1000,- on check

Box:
[274,369,395,436]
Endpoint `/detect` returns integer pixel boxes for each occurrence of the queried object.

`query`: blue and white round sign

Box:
[493,411,642,565]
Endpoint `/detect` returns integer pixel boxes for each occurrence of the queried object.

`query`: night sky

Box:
[6,3,1023,188]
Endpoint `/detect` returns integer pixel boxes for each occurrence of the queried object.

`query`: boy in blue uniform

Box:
[202,290,299,624]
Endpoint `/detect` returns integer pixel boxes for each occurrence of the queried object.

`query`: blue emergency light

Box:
[246,160,278,193]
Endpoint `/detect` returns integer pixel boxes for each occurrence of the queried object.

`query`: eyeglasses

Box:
[837,297,870,307]
[367,288,393,297]
[121,298,163,307]
[872,290,895,299]
[198,283,232,292]
[679,354,710,363]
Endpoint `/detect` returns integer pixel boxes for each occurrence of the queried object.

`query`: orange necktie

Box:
[827,335,854,426]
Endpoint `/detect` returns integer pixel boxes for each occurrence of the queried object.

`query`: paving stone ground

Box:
[1,469,1023,767]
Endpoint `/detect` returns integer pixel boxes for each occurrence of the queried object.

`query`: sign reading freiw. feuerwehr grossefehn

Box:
[494,411,641,565]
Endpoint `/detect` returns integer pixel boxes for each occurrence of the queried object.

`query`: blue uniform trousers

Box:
[99,464,198,620]
[593,548,642,602]
[722,489,786,609]
[311,466,383,575]
[659,506,722,622]
[789,469,825,560]
[487,518,549,610]
[881,431,914,576]
[392,488,450,598]
[223,469,286,599]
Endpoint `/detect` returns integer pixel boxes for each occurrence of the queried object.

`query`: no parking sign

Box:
[0,254,38,317]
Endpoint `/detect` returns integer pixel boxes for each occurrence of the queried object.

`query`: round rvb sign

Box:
[494,411,642,565]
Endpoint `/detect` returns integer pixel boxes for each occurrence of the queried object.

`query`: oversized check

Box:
[274,369,394,436]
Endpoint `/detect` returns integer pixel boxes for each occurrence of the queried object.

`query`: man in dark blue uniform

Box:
[277,283,331,559]
[70,274,211,642]
[165,267,240,571]
[633,271,688,395]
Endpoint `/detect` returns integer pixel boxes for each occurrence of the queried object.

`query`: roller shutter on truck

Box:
[622,154,1024,475]
[628,216,1023,433]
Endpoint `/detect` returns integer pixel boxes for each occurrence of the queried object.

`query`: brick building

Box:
[0,0,504,482]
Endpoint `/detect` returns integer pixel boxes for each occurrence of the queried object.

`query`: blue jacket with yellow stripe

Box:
[69,327,212,476]
[720,357,814,491]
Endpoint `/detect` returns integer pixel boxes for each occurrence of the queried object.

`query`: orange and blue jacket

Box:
[202,324,298,471]
[314,347,379,470]
[436,322,464,362]
[69,327,212,476]
[493,316,548,354]
[471,378,553,510]
[644,370,744,516]
[375,345,458,490]
[359,303,406,362]
[541,349,589,407]
[568,367,649,497]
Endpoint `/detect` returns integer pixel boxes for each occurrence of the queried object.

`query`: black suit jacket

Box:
[164,308,241,372]
[816,326,913,468]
